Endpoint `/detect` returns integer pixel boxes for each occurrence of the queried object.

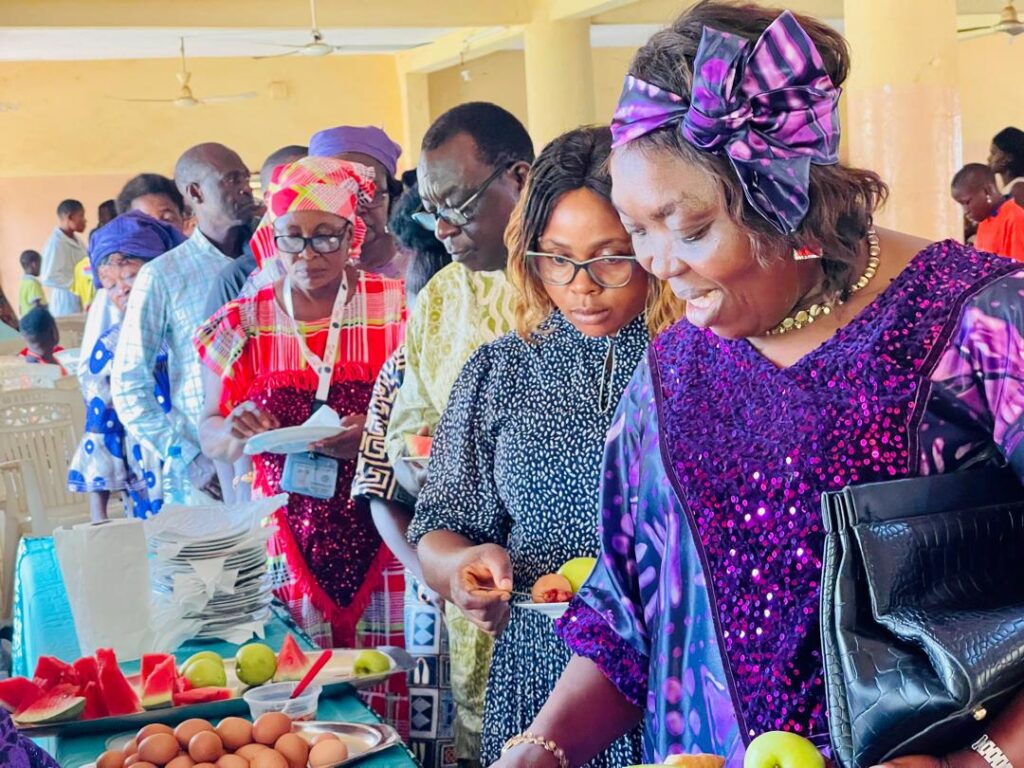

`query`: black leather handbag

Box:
[820,466,1024,767]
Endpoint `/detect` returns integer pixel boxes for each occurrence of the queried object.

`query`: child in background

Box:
[951,162,1024,261]
[18,308,65,373]
[18,250,46,316]
[40,199,88,316]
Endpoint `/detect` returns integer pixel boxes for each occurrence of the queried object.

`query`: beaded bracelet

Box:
[502,732,571,768]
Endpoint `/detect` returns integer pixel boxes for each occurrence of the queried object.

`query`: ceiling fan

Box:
[251,0,411,58]
[118,38,258,108]
[958,1,1024,38]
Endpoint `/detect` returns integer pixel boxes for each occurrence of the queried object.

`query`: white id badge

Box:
[280,453,339,500]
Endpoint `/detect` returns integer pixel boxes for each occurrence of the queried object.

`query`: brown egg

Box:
[133,763,158,768]
[250,750,289,768]
[236,744,269,760]
[309,739,349,768]
[124,756,141,767]
[215,716,254,751]
[216,756,250,768]
[139,733,181,765]
[138,723,176,741]
[175,719,215,747]
[124,738,140,756]
[167,756,198,768]
[251,712,292,745]
[275,733,310,768]
[311,733,341,745]
[95,750,126,768]
[193,764,218,768]
[189,731,225,763]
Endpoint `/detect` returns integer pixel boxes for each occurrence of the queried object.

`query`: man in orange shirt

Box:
[952,162,1024,261]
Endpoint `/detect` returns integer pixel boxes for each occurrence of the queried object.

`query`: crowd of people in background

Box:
[7,2,1024,767]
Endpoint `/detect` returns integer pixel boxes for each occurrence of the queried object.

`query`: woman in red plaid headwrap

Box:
[195,157,408,730]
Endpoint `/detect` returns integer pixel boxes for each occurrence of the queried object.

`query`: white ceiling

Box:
[0,25,682,61]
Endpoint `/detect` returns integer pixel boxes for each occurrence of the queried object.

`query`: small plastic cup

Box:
[243,681,322,721]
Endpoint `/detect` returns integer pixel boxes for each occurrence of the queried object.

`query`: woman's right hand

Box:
[450,543,514,637]
[225,401,280,442]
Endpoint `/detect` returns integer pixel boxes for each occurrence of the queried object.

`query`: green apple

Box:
[182,650,223,670]
[557,557,597,594]
[353,650,391,676]
[235,643,277,686]
[183,658,228,689]
[743,731,824,768]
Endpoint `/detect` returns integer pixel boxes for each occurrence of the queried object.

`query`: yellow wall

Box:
[2,34,1023,302]
[958,36,1024,166]
[0,54,403,301]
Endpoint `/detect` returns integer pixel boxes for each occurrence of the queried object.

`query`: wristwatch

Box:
[972,734,1014,768]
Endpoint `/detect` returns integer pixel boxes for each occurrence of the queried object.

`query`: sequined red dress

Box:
[195,274,405,650]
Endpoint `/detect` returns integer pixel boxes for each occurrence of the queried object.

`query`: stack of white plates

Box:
[149,527,273,639]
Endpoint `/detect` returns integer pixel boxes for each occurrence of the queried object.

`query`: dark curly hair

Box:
[620,0,888,299]
[992,127,1024,180]
[389,185,451,298]
[116,174,184,216]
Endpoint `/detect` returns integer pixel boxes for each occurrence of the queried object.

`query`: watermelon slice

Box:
[13,683,85,725]
[71,656,99,688]
[140,653,175,684]
[141,656,176,710]
[96,648,141,716]
[32,656,78,690]
[171,687,233,706]
[80,681,107,720]
[174,674,192,694]
[0,677,42,713]
[273,633,311,682]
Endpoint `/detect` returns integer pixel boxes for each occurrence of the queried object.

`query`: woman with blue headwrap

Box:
[68,211,185,521]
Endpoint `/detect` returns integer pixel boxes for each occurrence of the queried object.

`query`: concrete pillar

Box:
[523,19,596,148]
[398,70,431,169]
[843,0,962,240]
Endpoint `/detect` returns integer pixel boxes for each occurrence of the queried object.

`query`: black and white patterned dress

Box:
[409,311,647,767]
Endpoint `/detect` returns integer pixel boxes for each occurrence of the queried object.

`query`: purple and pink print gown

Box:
[555,241,1024,764]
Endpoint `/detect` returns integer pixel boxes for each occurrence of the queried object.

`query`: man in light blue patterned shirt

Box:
[112,143,260,491]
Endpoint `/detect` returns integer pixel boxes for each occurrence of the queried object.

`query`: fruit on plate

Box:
[72,656,100,687]
[182,651,224,670]
[80,681,108,720]
[235,643,277,686]
[141,655,177,710]
[32,656,78,688]
[743,731,824,768]
[97,648,142,716]
[172,687,233,707]
[273,633,312,682]
[0,676,42,713]
[353,649,391,676]
[531,573,574,603]
[183,658,227,689]
[557,557,597,594]
[13,683,85,725]
[403,433,433,458]
[664,755,726,768]
[140,653,175,683]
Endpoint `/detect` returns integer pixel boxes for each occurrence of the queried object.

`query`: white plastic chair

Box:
[0,364,63,391]
[0,461,39,621]
[0,388,88,535]
[55,315,87,349]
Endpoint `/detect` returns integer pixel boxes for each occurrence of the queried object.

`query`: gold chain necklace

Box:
[767,228,880,336]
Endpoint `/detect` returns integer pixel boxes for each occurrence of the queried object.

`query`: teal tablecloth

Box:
[12,537,417,768]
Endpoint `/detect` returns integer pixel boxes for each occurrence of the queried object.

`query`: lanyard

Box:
[282,271,350,405]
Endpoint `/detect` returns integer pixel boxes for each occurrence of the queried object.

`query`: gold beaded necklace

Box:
[767,228,881,336]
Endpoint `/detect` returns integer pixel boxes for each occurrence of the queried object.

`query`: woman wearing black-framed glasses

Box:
[407,127,682,768]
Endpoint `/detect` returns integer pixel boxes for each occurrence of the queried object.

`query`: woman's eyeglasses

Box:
[412,163,512,231]
[275,234,345,255]
[526,252,638,289]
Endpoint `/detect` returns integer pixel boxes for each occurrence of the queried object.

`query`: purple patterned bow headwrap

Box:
[610,10,840,234]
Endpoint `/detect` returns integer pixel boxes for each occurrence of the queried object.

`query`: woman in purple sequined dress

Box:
[493,4,1024,768]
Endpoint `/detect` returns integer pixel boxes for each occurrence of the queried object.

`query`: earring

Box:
[793,246,822,261]
[987,195,993,204]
